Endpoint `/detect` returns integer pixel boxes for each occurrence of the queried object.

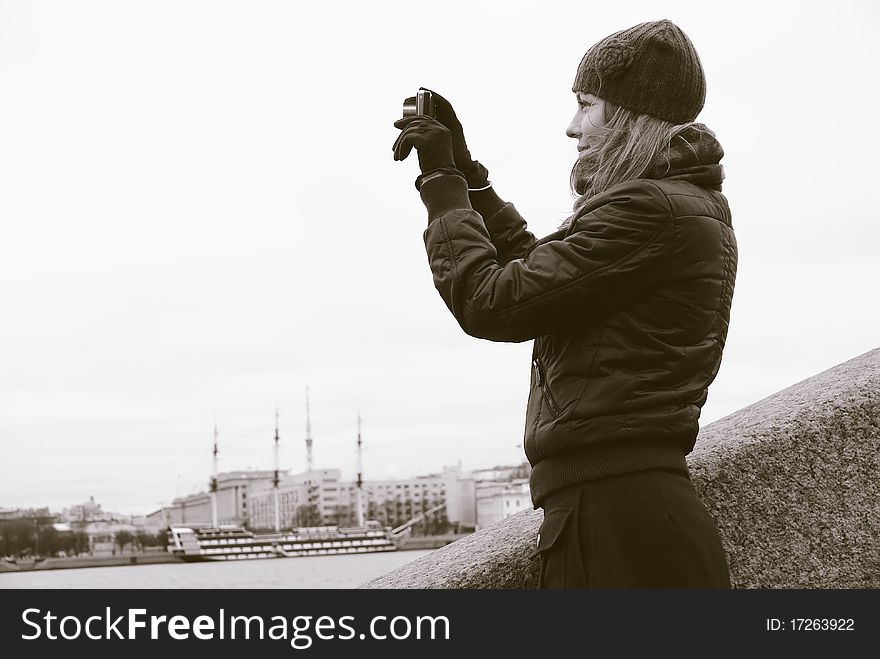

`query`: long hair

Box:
[568,101,699,218]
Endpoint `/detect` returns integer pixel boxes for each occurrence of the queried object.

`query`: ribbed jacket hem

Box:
[528,443,690,507]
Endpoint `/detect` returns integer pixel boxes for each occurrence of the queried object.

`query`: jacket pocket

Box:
[533,357,561,419]
[528,507,572,561]
[528,506,588,588]
[529,488,590,589]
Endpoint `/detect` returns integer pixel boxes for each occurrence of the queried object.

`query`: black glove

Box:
[420,88,490,188]
[392,115,456,174]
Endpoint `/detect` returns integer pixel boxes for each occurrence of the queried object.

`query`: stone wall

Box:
[362,348,879,588]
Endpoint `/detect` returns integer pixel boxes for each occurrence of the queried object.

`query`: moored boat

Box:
[167,523,410,561]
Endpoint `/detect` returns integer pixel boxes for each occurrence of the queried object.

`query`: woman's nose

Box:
[566,114,580,139]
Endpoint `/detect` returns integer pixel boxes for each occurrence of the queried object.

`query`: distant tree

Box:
[430,509,450,536]
[333,504,352,527]
[115,530,133,553]
[295,504,321,528]
[0,517,67,557]
[135,530,161,549]
[65,531,89,556]
[41,525,66,556]
[2,519,30,555]
[384,500,396,527]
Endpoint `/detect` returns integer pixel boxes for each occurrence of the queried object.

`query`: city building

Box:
[150,469,280,528]
[0,507,51,521]
[248,468,448,534]
[78,520,140,555]
[340,474,447,533]
[472,463,531,483]
[63,497,144,555]
[475,479,532,529]
[62,496,105,523]
[248,468,338,530]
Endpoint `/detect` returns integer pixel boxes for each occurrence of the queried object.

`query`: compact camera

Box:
[401,89,435,118]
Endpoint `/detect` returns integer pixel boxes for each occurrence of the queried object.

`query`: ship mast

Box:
[356,411,365,527]
[305,386,314,473]
[210,424,219,529]
[273,406,281,532]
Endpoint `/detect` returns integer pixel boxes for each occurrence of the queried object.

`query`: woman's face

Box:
[566,92,606,152]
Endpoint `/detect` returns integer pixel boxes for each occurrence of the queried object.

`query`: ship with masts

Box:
[168,391,441,562]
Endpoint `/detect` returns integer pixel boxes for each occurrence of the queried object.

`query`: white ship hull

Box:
[168,525,409,562]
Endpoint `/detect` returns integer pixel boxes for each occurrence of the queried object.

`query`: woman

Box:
[392,19,736,588]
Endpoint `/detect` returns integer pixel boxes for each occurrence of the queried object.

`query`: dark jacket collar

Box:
[547,123,726,241]
[645,123,725,191]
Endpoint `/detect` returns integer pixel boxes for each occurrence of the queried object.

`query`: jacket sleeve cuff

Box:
[468,185,506,219]
[419,173,473,221]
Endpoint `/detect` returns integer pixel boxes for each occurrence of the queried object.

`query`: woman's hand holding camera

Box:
[392,115,456,174]
[422,88,490,189]
[393,88,489,188]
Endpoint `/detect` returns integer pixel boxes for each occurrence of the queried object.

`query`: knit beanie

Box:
[573,19,705,124]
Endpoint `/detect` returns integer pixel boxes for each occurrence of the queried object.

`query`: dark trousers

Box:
[530,469,731,588]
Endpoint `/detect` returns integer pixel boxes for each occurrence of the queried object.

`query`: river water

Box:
[0,550,433,589]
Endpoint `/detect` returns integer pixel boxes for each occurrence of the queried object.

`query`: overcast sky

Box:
[1,0,877,515]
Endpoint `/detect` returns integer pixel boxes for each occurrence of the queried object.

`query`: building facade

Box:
[154,470,280,528]
[248,468,339,530]
[343,475,448,534]
[248,469,449,534]
[475,479,532,529]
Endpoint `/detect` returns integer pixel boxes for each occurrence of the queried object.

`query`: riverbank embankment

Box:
[1,552,182,572]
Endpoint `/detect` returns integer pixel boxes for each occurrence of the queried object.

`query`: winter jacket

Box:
[418,127,737,506]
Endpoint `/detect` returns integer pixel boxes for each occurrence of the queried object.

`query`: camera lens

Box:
[402,99,418,117]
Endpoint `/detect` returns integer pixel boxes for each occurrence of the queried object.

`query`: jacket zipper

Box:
[533,358,560,418]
